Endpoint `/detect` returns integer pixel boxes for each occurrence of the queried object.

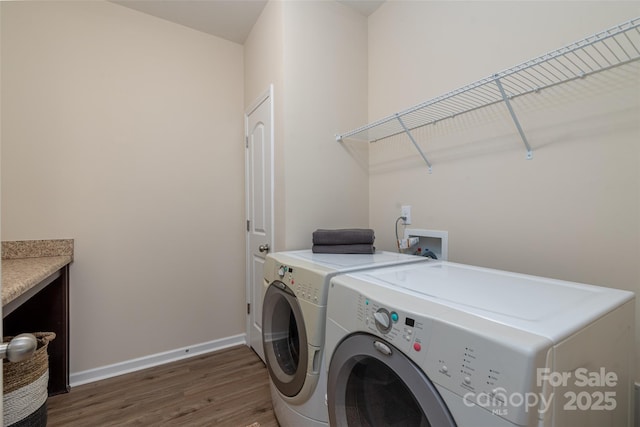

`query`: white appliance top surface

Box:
[281,249,425,271]
[340,261,634,341]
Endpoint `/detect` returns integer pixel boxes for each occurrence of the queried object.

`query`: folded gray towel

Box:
[312,228,375,246]
[312,244,375,254]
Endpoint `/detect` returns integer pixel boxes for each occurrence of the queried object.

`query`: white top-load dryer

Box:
[325,261,635,427]
[261,250,428,427]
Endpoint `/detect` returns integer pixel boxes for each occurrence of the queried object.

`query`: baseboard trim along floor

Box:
[69,333,247,387]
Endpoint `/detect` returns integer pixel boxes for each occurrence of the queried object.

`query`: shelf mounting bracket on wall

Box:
[494,76,533,159]
[396,114,433,173]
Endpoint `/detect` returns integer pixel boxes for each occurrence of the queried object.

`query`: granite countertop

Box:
[2,239,74,307]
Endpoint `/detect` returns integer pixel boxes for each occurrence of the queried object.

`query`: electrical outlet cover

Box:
[401,205,412,225]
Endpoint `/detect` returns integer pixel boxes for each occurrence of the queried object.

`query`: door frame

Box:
[245,85,275,357]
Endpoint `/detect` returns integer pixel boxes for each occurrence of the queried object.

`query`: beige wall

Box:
[245,1,369,251]
[1,1,245,372]
[281,1,369,249]
[368,2,640,378]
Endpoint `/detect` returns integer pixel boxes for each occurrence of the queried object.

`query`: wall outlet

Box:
[401,205,412,225]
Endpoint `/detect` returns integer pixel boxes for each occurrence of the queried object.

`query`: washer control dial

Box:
[374,308,392,334]
[277,265,286,278]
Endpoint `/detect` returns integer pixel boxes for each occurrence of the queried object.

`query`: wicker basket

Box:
[3,332,56,427]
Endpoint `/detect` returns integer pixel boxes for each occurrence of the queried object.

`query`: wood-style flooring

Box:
[47,345,279,426]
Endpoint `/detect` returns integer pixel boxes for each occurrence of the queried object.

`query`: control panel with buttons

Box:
[277,264,322,305]
[356,294,428,358]
[350,290,545,426]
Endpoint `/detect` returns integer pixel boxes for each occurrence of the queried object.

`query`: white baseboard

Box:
[70,333,247,387]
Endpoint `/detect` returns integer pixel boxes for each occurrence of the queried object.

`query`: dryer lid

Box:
[281,249,425,270]
[340,261,634,342]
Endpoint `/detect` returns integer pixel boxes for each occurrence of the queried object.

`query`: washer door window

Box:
[328,333,457,427]
[262,281,308,397]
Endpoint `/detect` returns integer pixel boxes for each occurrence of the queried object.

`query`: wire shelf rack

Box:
[336,17,640,172]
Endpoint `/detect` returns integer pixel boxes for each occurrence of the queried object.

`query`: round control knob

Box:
[373,308,392,334]
[413,342,422,352]
[391,312,399,322]
[277,265,286,278]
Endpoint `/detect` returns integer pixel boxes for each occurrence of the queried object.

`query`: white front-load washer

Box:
[261,250,428,427]
[325,261,635,427]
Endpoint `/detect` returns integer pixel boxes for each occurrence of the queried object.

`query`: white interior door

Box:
[245,85,274,362]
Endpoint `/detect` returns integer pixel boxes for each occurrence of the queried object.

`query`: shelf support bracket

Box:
[396,114,432,173]
[494,76,533,159]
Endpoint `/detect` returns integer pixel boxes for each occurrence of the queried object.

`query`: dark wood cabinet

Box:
[3,265,70,395]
